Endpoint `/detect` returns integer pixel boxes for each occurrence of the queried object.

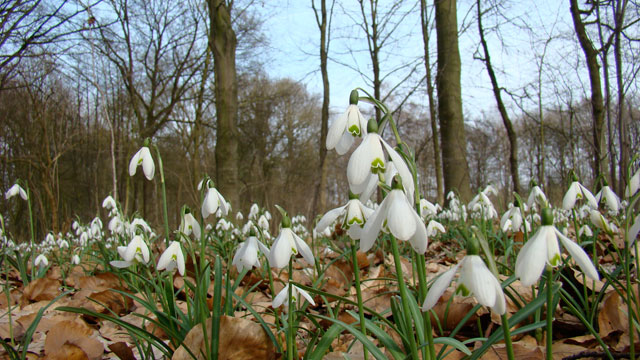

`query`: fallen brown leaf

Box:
[20,278,60,308]
[44,320,103,360]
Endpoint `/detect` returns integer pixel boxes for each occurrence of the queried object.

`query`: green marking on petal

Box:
[348,124,361,136]
[549,253,561,267]
[456,283,470,297]
[292,247,298,254]
[371,158,385,174]
[347,216,363,226]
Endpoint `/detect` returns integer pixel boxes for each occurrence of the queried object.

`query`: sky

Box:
[257,0,585,120]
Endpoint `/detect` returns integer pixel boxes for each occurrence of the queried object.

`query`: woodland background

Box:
[0,0,638,240]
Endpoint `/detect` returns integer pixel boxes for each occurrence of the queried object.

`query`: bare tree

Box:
[475,0,521,194]
[420,0,444,204]
[311,0,335,215]
[435,0,472,201]
[208,0,240,209]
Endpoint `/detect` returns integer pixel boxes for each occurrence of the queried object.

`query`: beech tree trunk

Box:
[434,0,472,202]
[208,0,240,209]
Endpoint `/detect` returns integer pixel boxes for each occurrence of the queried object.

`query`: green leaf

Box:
[311,314,388,360]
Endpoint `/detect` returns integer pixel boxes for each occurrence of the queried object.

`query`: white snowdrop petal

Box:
[515,228,547,286]
[555,229,599,281]
[422,264,459,311]
[386,191,416,241]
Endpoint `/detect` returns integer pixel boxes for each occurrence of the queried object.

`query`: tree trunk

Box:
[434,0,472,202]
[570,0,607,182]
[208,0,240,209]
[312,0,330,215]
[614,0,630,193]
[420,0,444,205]
[476,0,521,194]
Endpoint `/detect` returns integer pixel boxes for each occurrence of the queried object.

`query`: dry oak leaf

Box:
[44,320,104,360]
[172,315,275,360]
[20,278,61,308]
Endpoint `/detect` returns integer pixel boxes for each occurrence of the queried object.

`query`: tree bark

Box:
[312,0,331,215]
[208,0,240,209]
[476,0,521,194]
[420,0,444,205]
[569,0,607,182]
[614,0,630,193]
[434,0,472,202]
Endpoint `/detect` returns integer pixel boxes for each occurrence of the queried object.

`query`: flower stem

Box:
[153,144,171,247]
[26,183,35,283]
[501,314,515,360]
[350,237,369,360]
[389,235,419,359]
[415,253,434,360]
[287,257,295,360]
[546,266,554,360]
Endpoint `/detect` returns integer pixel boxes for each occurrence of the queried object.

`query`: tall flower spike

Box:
[129,140,155,180]
[515,208,599,286]
[326,89,368,155]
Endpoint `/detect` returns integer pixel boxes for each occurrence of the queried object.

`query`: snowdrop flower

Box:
[468,191,498,219]
[578,224,593,237]
[45,233,55,244]
[625,169,639,198]
[58,239,69,249]
[326,90,368,155]
[272,283,316,312]
[419,198,440,219]
[179,208,201,239]
[71,254,81,265]
[35,254,49,269]
[201,181,228,218]
[500,203,529,232]
[360,178,427,254]
[79,232,89,246]
[527,184,548,209]
[426,220,446,237]
[236,211,244,222]
[157,241,185,276]
[258,214,270,231]
[102,195,117,212]
[347,119,414,202]
[5,183,27,200]
[315,193,374,240]
[563,180,597,211]
[268,209,315,269]
[595,184,620,214]
[110,235,150,268]
[249,203,260,220]
[589,209,612,233]
[515,208,599,286]
[128,142,155,180]
[232,232,270,272]
[131,218,153,235]
[422,254,506,315]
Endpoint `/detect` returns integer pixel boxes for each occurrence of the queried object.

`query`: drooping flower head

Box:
[5,183,27,201]
[272,283,316,312]
[595,180,620,214]
[422,237,505,315]
[110,235,150,269]
[347,118,414,202]
[500,199,530,233]
[201,179,229,219]
[315,192,374,240]
[232,229,270,272]
[129,139,155,180]
[268,206,315,269]
[179,206,201,239]
[157,241,186,276]
[562,174,597,211]
[515,208,599,286]
[360,176,427,254]
[35,254,49,270]
[527,181,548,210]
[326,89,368,155]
